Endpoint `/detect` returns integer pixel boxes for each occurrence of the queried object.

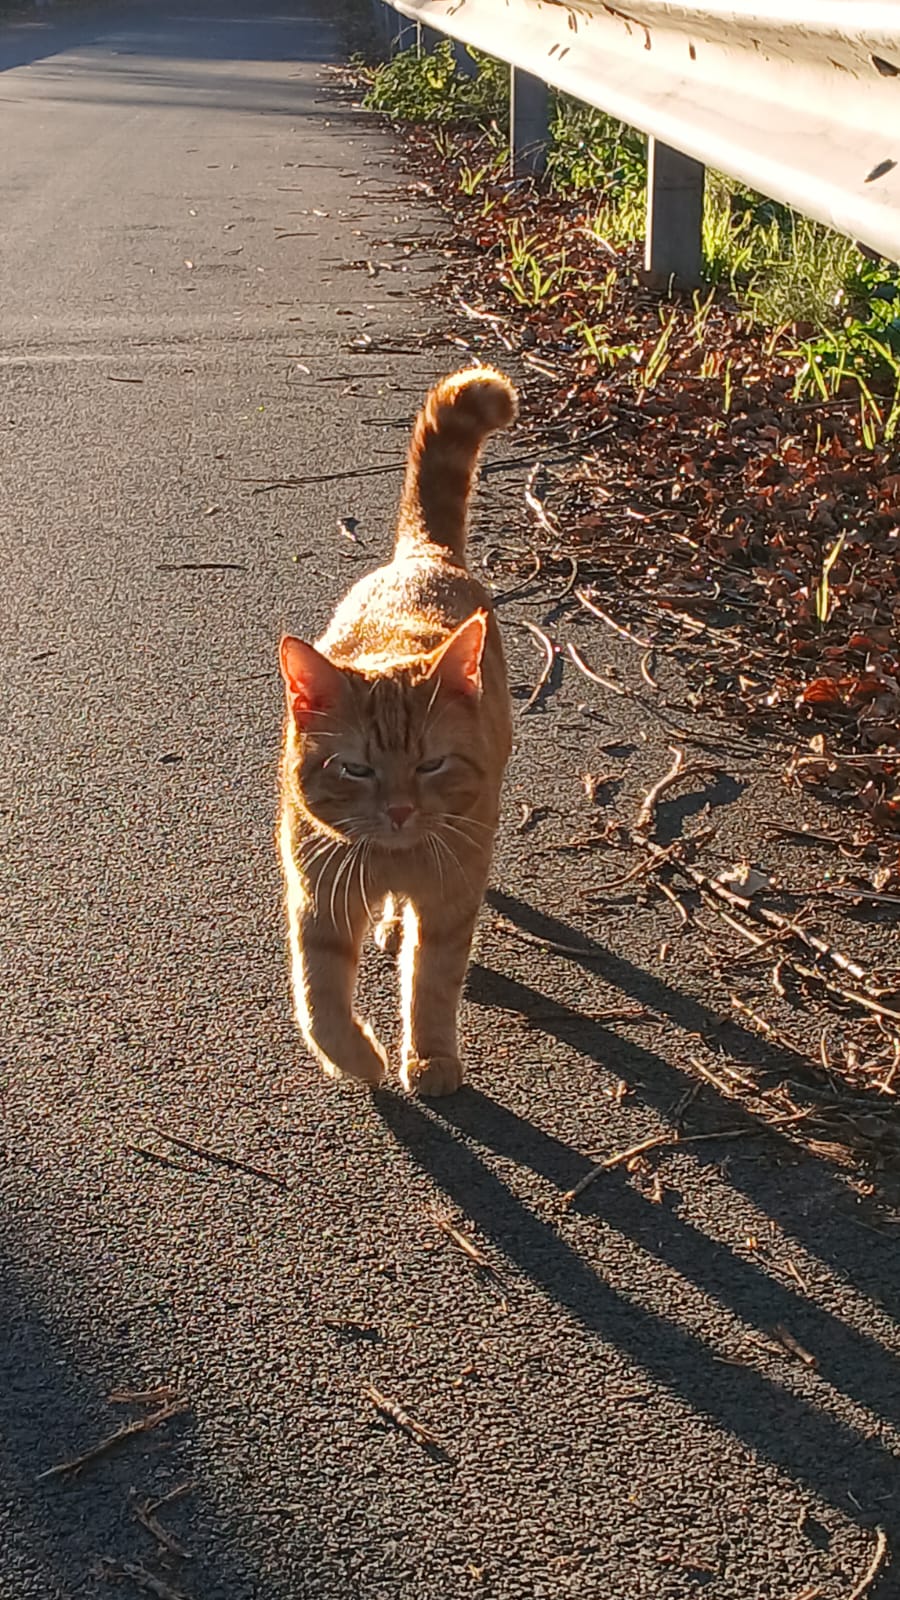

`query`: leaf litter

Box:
[347,88,900,1203]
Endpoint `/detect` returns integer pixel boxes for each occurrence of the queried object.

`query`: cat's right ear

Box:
[279,636,345,729]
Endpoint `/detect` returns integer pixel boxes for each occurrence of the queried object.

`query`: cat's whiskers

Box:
[358,842,376,927]
[437,817,491,857]
[439,810,495,835]
[426,832,446,896]
[419,674,444,738]
[327,846,351,933]
[429,828,478,898]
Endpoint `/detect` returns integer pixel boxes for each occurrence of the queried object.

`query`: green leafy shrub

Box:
[362,41,508,126]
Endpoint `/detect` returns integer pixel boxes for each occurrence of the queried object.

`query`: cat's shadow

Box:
[371,882,900,1533]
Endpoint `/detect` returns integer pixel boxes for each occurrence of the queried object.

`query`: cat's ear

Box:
[279,636,346,728]
[427,610,487,697]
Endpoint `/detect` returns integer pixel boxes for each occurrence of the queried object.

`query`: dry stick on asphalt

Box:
[129,1490,191,1560]
[575,588,653,649]
[597,834,695,893]
[639,648,659,691]
[493,915,600,960]
[566,640,628,698]
[126,1145,204,1177]
[635,746,723,836]
[148,1129,288,1190]
[698,865,869,984]
[772,1323,818,1368]
[520,620,559,713]
[562,1127,753,1206]
[636,746,683,832]
[363,1385,444,1452]
[95,1557,190,1600]
[430,1209,510,1298]
[108,1386,179,1407]
[37,1400,188,1482]
[145,1481,194,1515]
[730,995,812,1058]
[847,1528,890,1600]
[635,835,898,1024]
[566,642,689,736]
[706,893,900,1029]
[655,875,689,926]
[524,462,560,541]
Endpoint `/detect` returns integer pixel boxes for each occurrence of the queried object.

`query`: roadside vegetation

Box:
[355,41,900,844]
[361,43,900,435]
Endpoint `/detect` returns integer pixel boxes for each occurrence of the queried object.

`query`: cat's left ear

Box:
[280,636,346,728]
[427,610,487,697]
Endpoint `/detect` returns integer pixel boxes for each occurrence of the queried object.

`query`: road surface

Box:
[2,3,898,1598]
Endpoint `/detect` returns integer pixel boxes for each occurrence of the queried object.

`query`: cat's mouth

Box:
[374,827,420,853]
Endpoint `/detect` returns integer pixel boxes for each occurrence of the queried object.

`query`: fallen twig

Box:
[524,463,560,541]
[493,915,600,961]
[148,1129,288,1190]
[566,640,627,697]
[729,997,810,1059]
[108,1386,179,1407]
[37,1400,187,1482]
[636,837,899,1025]
[575,589,652,648]
[636,746,684,833]
[145,1481,194,1515]
[848,1527,889,1600]
[563,1126,753,1205]
[566,642,689,735]
[639,649,659,691]
[363,1384,445,1452]
[126,1145,203,1177]
[95,1558,190,1600]
[430,1208,509,1296]
[655,876,689,926]
[129,1489,191,1559]
[155,563,246,573]
[520,620,558,713]
[772,1323,818,1367]
[635,747,722,837]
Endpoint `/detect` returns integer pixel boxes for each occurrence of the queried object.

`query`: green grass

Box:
[361,41,900,423]
[361,39,508,126]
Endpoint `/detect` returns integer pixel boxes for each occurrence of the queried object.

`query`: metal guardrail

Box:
[371,0,900,285]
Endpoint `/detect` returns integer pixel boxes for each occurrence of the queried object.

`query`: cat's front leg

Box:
[288,898,387,1088]
[398,892,484,1097]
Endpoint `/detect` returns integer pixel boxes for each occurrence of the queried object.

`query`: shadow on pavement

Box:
[375,1087,898,1548]
[0,1257,266,1600]
[478,887,900,1311]
[0,0,335,78]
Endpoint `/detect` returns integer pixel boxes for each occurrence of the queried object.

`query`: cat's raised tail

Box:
[395,366,517,566]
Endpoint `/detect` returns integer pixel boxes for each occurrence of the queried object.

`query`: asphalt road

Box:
[2,4,899,1598]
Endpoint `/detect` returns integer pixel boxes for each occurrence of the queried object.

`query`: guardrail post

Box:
[369,0,389,49]
[644,138,705,288]
[510,66,549,178]
[374,2,415,55]
[394,15,418,52]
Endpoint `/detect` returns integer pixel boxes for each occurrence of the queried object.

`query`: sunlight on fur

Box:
[278,367,517,1096]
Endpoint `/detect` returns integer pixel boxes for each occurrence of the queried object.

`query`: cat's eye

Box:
[341,760,375,780]
[417,757,445,775]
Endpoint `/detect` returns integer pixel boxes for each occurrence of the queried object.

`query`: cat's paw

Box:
[318,1022,388,1089]
[400,1054,464,1097]
[373,915,402,958]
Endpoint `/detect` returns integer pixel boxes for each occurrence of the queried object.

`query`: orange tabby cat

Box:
[278,367,516,1095]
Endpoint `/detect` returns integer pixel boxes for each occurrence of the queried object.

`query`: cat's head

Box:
[279,611,490,852]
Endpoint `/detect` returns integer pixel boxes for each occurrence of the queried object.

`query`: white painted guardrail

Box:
[371,0,900,285]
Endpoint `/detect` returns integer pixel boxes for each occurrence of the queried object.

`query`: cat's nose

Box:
[387,803,415,830]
